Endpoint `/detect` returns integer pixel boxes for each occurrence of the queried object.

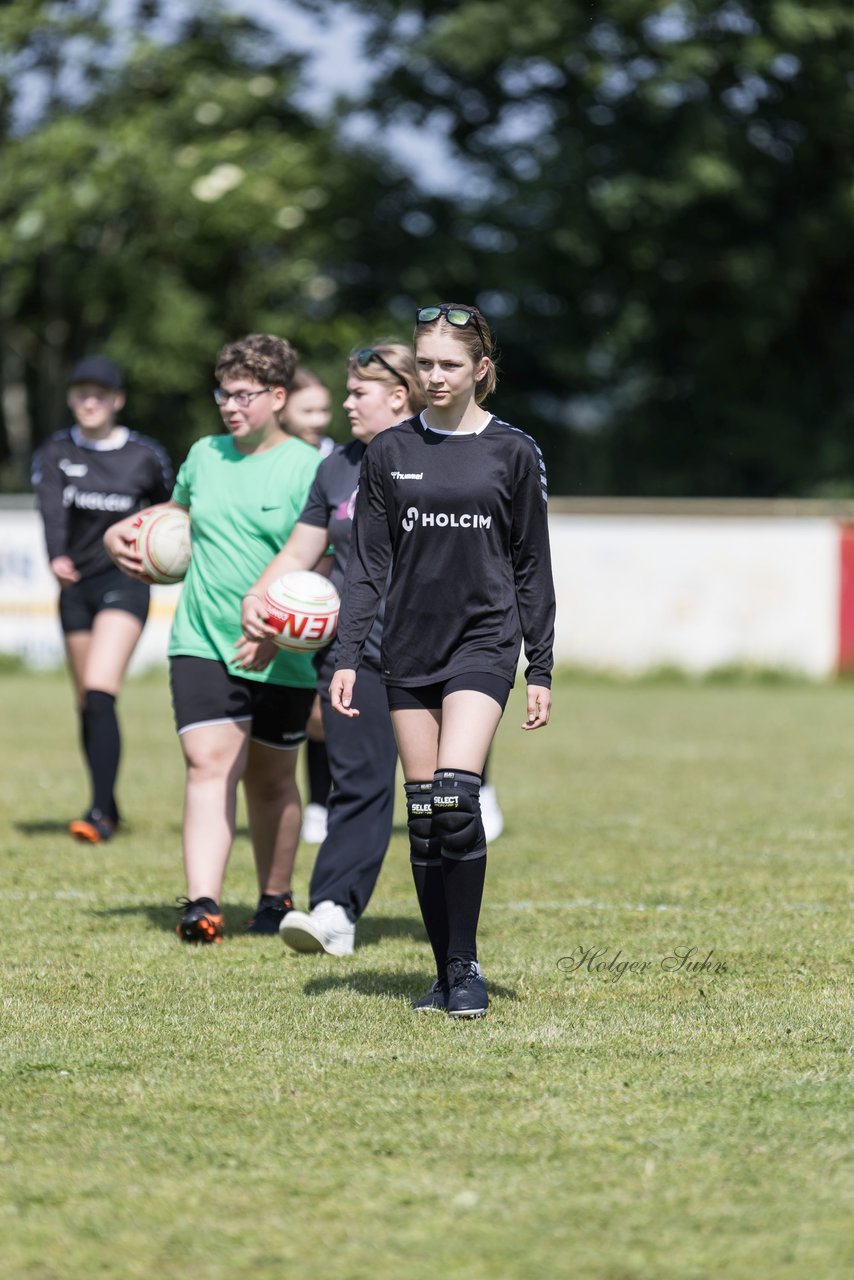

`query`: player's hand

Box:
[103,517,155,583]
[50,555,80,587]
[241,591,278,642]
[329,668,359,717]
[233,634,278,672]
[522,684,551,730]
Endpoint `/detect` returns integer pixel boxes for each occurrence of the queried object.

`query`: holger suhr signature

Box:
[557,945,728,982]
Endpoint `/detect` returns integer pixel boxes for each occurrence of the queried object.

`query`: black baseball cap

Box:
[68,356,124,390]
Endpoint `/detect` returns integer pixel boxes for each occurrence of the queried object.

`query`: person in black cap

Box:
[31,356,174,843]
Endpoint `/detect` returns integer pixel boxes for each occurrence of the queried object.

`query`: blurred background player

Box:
[279,366,335,844]
[279,366,335,458]
[329,303,554,1017]
[31,356,173,844]
[105,335,321,942]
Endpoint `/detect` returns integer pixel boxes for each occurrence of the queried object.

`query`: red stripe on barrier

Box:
[837,524,854,672]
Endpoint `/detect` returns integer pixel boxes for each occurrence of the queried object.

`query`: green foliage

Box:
[0,0,435,477]
[3,1,854,496]
[337,0,854,496]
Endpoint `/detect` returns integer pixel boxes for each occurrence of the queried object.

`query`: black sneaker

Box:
[446,959,488,1019]
[176,896,224,944]
[412,978,449,1013]
[69,809,118,845]
[244,892,294,935]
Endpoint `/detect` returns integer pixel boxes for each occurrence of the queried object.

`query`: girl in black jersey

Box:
[330,304,555,1018]
[31,357,173,844]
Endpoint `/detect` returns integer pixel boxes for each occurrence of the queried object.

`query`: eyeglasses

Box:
[213,386,271,409]
[351,348,407,388]
[415,304,486,346]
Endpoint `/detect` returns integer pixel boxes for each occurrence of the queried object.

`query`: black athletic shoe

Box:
[176,896,224,944]
[69,809,118,845]
[412,978,449,1013]
[446,959,488,1019]
[244,892,294,935]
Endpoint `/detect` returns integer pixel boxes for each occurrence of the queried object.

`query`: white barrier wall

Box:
[0,506,843,677]
[549,515,839,678]
[0,508,180,672]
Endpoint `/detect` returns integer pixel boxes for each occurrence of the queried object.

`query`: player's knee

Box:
[405,781,440,861]
[432,769,485,857]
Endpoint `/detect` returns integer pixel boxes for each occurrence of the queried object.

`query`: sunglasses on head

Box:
[415,304,486,346]
[351,347,407,387]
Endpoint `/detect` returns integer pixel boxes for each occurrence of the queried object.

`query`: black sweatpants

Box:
[310,661,398,920]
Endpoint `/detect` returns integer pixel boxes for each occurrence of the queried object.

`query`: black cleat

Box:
[69,809,118,845]
[244,892,294,935]
[176,896,224,944]
[446,959,488,1019]
[412,977,450,1013]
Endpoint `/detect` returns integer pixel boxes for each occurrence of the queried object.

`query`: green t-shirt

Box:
[168,433,321,687]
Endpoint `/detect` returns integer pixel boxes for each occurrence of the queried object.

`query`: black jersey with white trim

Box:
[31,426,173,578]
[334,414,555,687]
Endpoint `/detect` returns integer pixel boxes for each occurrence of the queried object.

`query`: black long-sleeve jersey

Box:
[31,426,173,578]
[334,414,556,687]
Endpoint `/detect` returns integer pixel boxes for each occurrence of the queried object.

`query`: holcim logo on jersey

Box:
[401,506,492,533]
[62,484,135,513]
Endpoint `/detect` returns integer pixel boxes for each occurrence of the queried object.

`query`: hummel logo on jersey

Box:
[390,470,423,480]
[401,505,492,533]
[59,459,88,477]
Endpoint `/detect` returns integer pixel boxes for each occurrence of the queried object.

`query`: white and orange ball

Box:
[134,508,192,585]
[263,570,340,652]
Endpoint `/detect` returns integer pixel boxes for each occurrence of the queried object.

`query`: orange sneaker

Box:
[175,897,224,944]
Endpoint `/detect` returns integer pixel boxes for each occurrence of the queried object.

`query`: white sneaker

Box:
[300,802,328,844]
[279,900,355,956]
[480,784,504,843]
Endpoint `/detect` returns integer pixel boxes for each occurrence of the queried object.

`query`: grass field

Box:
[1,666,852,1280]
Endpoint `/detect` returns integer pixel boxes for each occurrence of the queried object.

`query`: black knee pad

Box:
[432,769,486,858]
[405,781,440,862]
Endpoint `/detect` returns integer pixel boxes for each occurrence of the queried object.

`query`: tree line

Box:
[2,0,854,497]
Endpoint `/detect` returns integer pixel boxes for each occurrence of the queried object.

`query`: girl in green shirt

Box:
[106,334,322,942]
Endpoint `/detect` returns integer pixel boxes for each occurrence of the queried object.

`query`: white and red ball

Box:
[134,508,192,585]
[264,570,340,652]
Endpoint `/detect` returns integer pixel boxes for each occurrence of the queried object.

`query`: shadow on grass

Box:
[15,820,83,836]
[94,901,259,934]
[13,819,182,838]
[91,905,429,946]
[302,969,518,1003]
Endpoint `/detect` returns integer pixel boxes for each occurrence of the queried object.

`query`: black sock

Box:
[406,780,449,980]
[411,856,450,980]
[81,690,120,822]
[442,851,486,966]
[306,739,332,807]
[433,768,486,966]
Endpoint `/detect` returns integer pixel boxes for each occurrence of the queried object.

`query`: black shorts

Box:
[170,656,315,749]
[386,671,512,713]
[59,564,150,633]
